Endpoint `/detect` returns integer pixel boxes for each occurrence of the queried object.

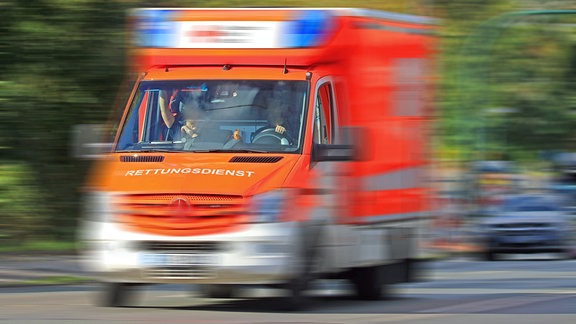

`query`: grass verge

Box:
[1,276,91,287]
[0,240,77,254]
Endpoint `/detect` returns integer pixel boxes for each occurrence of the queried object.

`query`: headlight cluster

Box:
[83,192,114,223]
[249,190,291,223]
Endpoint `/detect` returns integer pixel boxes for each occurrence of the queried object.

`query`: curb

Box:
[0,253,86,289]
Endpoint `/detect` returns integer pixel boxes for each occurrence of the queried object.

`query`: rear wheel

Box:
[402,258,421,283]
[350,265,387,300]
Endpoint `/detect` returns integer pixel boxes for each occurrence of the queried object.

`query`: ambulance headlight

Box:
[249,190,290,223]
[83,192,114,223]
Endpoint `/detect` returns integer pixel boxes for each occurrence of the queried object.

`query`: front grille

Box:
[141,241,221,252]
[115,194,246,236]
[146,266,214,279]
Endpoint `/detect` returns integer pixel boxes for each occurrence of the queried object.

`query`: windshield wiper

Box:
[204,104,267,111]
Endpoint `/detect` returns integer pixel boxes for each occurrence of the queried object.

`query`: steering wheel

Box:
[251,127,292,145]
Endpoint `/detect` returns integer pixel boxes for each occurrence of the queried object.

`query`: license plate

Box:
[140,253,216,267]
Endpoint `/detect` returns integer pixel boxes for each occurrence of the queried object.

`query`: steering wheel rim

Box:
[251,127,292,145]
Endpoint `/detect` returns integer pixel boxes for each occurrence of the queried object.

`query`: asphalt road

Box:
[1,254,575,323]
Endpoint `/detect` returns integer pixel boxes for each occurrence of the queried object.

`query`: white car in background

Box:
[476,194,574,260]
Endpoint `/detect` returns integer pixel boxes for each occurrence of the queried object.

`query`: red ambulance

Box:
[78,7,436,309]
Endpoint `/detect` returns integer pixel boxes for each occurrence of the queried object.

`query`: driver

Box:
[253,81,299,142]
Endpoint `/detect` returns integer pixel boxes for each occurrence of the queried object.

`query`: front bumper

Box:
[79,221,300,284]
[488,231,567,253]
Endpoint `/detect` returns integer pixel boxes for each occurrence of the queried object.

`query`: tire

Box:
[281,225,321,311]
[483,249,496,261]
[283,275,309,311]
[100,283,139,307]
[402,258,422,283]
[200,284,236,298]
[350,265,386,300]
[480,238,497,261]
[557,247,575,260]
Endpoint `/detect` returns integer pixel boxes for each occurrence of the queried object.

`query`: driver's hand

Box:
[275,125,286,134]
[233,129,241,140]
[181,125,197,138]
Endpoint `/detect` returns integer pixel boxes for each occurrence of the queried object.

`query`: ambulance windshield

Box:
[116,80,308,153]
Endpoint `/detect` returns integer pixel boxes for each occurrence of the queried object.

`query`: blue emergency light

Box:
[131,9,333,49]
[280,10,333,48]
[133,9,177,48]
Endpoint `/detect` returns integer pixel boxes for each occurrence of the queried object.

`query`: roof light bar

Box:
[131,9,334,49]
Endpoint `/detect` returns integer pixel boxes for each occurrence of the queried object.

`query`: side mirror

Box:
[312,126,366,162]
[312,143,355,162]
[70,124,114,159]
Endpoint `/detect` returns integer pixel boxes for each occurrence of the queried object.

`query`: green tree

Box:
[1,0,131,239]
[3,0,576,242]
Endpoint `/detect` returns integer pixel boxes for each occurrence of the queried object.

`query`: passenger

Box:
[222,129,242,149]
[180,120,199,141]
[159,89,202,141]
[161,90,240,150]
[159,89,181,140]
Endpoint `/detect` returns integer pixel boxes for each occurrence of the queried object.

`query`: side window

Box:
[141,89,162,143]
[117,89,146,150]
[313,82,334,145]
[117,89,164,149]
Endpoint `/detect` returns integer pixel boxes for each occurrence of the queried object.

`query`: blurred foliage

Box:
[0,163,45,240]
[435,4,576,162]
[490,18,576,153]
[1,0,576,241]
[1,0,131,240]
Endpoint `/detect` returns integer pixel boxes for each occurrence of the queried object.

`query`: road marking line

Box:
[417,294,573,313]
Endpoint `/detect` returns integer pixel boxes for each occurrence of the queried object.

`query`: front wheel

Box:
[199,284,237,298]
[100,282,140,307]
[281,225,322,311]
